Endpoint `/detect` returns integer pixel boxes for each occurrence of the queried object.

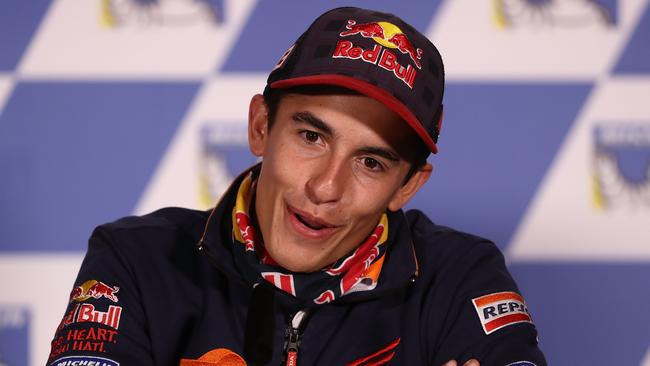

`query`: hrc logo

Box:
[592,123,650,210]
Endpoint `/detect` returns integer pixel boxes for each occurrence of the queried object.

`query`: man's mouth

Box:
[295,212,329,230]
[287,205,339,234]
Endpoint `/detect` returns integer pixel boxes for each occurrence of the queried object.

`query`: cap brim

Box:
[270,75,438,154]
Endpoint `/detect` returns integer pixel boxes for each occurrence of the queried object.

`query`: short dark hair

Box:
[262,85,429,183]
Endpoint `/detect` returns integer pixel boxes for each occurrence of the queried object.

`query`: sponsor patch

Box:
[49,355,119,366]
[69,280,120,303]
[49,325,119,360]
[58,303,122,331]
[505,362,537,366]
[472,291,533,335]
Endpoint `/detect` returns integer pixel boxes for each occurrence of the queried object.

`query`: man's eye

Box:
[362,157,382,171]
[302,130,321,143]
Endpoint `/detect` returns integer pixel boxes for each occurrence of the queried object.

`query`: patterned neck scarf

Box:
[231,171,389,304]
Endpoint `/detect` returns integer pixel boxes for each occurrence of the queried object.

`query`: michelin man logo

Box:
[592,123,650,210]
[101,0,225,27]
[494,0,614,28]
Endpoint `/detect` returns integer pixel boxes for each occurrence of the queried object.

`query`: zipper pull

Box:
[284,310,308,366]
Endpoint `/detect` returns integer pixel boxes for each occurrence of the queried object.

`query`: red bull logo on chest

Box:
[58,303,123,330]
[333,20,423,89]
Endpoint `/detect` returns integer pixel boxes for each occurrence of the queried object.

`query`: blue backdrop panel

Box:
[0,81,199,251]
[221,0,444,72]
[614,2,650,74]
[511,263,650,365]
[0,0,52,71]
[409,83,593,250]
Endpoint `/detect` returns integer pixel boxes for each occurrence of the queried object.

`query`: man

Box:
[48,7,546,366]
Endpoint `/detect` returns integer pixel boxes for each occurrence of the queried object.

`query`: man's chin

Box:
[276,259,322,273]
[268,247,330,273]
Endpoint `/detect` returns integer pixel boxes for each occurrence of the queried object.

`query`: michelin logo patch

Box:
[505,362,537,366]
[472,291,533,335]
[49,355,119,366]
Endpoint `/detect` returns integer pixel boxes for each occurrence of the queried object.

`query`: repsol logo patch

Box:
[472,291,533,335]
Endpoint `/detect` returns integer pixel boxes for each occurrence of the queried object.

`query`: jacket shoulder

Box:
[404,210,546,365]
[405,209,499,262]
[101,207,208,231]
[95,207,208,244]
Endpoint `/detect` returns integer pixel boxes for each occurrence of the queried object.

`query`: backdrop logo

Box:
[198,123,259,208]
[493,0,616,29]
[100,0,225,28]
[0,306,29,366]
[592,123,650,210]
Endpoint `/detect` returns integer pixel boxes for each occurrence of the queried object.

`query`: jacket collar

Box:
[198,164,420,304]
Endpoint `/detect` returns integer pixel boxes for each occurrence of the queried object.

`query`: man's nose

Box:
[305,157,349,205]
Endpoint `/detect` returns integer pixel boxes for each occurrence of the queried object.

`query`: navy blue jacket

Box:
[48,180,546,366]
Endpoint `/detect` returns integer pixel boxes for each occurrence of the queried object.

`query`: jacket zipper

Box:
[284,310,308,366]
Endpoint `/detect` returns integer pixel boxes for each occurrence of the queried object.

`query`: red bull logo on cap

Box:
[69,280,120,303]
[333,20,423,89]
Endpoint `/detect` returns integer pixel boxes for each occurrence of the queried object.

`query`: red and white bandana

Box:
[231,172,389,304]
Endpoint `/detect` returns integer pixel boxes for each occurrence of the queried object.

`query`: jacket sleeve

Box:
[46,226,154,366]
[427,239,547,366]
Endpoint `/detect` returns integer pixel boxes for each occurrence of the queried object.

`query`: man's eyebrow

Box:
[358,147,401,162]
[292,111,333,136]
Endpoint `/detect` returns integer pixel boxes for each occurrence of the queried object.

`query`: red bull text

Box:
[333,41,417,89]
[334,20,423,89]
[58,303,122,330]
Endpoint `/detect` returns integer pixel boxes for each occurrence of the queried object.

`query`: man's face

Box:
[248,91,431,273]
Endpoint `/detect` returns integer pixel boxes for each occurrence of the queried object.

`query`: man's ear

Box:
[248,94,269,157]
[387,163,432,211]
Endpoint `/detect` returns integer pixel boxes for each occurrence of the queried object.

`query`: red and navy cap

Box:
[267,7,445,153]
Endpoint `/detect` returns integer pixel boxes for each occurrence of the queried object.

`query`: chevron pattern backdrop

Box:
[1,0,649,365]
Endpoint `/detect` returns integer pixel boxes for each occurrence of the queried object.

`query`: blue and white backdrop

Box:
[1,0,649,365]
